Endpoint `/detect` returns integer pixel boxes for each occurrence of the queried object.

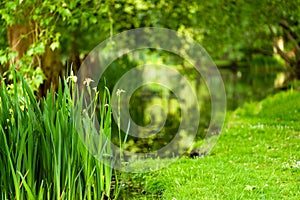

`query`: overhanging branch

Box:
[279,19,300,51]
[267,24,294,65]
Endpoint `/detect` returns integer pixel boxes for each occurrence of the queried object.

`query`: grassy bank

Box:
[1,75,299,199]
[126,90,300,199]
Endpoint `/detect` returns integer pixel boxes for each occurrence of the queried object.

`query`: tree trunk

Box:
[7,22,35,68]
[7,20,63,96]
[39,45,63,96]
[295,60,300,80]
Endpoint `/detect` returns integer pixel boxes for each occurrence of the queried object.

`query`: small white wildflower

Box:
[282,162,289,169]
[244,185,256,191]
[73,76,78,83]
[83,78,94,87]
[282,160,300,169]
[20,105,25,111]
[116,89,126,96]
[92,87,97,92]
[293,161,300,168]
[67,75,77,83]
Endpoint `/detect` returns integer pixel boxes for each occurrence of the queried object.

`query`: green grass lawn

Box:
[124,90,300,199]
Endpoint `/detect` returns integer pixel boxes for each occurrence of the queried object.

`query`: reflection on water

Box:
[221,65,279,110]
[97,49,283,158]
[109,64,281,154]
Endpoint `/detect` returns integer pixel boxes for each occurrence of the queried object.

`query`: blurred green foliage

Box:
[0,0,299,67]
[0,0,299,157]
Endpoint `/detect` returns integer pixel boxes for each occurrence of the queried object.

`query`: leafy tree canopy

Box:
[0,0,300,91]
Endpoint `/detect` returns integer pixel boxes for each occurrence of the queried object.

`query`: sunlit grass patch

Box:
[125,90,300,199]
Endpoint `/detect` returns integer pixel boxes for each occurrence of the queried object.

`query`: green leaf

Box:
[17,171,36,200]
[58,7,72,20]
[50,41,60,51]
[27,42,45,56]
[5,2,17,10]
[0,54,8,64]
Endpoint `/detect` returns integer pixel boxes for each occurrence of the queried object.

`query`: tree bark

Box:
[7,22,35,68]
[7,20,63,96]
[39,45,63,96]
[295,54,300,79]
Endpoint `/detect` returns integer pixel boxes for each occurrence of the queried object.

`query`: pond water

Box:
[97,52,284,154]
[112,64,281,150]
[220,65,279,110]
[96,49,283,161]
[99,52,282,146]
